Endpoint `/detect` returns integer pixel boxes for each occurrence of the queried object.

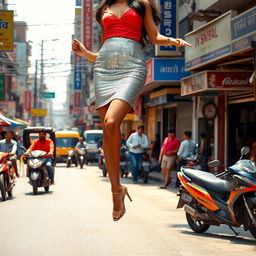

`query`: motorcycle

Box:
[67,150,77,168]
[76,148,85,169]
[98,146,107,177]
[120,145,129,178]
[184,154,201,170]
[26,150,52,195]
[177,146,256,238]
[0,152,16,201]
[139,150,151,183]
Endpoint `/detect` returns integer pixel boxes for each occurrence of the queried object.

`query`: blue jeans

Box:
[45,158,54,181]
[129,152,143,182]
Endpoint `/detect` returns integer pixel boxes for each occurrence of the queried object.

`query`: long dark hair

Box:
[95,0,161,47]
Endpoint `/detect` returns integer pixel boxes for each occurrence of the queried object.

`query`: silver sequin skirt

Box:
[93,37,147,110]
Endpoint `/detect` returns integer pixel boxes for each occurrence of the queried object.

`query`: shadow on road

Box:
[24,191,54,196]
[179,229,256,245]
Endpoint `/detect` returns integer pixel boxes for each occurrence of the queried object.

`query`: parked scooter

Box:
[177,146,256,238]
[67,150,77,168]
[120,145,129,178]
[139,150,151,183]
[76,148,85,169]
[0,152,16,201]
[26,150,52,195]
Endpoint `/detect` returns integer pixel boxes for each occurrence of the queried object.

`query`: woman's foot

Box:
[112,185,132,221]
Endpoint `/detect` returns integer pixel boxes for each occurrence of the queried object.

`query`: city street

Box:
[0,164,255,256]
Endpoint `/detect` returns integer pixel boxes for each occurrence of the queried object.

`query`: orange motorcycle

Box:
[177,147,256,238]
[0,152,16,201]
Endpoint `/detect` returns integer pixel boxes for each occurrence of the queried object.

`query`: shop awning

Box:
[0,115,24,127]
[181,70,254,96]
[13,118,30,126]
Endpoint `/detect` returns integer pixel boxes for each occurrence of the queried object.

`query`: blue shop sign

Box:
[76,0,82,6]
[153,58,191,82]
[231,6,256,53]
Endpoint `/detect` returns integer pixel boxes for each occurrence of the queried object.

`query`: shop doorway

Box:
[163,107,176,137]
[228,102,256,165]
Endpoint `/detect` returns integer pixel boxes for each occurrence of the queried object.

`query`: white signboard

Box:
[185,11,235,71]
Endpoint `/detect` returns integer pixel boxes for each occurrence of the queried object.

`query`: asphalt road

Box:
[0,164,255,256]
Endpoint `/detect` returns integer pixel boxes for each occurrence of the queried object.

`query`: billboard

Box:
[0,10,14,51]
[155,0,179,56]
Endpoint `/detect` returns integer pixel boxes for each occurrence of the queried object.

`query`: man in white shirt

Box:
[176,130,196,187]
[126,125,149,183]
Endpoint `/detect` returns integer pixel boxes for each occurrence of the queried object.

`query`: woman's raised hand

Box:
[72,39,87,57]
[173,38,192,47]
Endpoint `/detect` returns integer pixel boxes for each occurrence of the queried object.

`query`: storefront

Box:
[143,58,192,142]
[182,6,256,165]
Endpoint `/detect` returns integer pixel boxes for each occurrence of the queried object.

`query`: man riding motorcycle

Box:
[0,131,19,178]
[75,137,86,151]
[24,131,55,184]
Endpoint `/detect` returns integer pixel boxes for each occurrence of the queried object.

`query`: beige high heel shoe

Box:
[112,186,132,221]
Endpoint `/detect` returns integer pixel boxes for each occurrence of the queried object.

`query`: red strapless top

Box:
[102,7,142,42]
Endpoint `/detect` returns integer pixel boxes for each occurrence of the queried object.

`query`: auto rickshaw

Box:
[55,130,80,166]
[23,127,56,194]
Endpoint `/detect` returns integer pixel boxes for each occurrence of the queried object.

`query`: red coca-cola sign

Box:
[207,71,253,89]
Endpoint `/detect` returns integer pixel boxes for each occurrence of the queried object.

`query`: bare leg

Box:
[164,168,171,187]
[98,99,131,215]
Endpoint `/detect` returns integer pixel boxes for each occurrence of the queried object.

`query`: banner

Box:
[24,91,32,112]
[0,10,14,51]
[155,0,179,56]
[0,74,5,100]
[82,0,93,51]
[74,8,83,90]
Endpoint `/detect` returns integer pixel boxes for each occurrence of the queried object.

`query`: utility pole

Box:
[33,59,38,125]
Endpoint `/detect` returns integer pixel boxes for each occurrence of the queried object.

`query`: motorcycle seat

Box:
[182,168,234,194]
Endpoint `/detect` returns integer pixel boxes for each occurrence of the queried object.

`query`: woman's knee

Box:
[104,117,120,134]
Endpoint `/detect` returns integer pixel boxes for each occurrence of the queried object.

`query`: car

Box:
[83,130,103,164]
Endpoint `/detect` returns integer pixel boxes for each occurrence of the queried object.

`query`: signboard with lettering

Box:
[30,108,47,117]
[82,0,93,51]
[145,58,191,85]
[181,71,254,96]
[0,10,13,51]
[185,11,233,71]
[155,0,179,56]
[231,6,256,54]
[74,8,83,90]
[24,91,32,112]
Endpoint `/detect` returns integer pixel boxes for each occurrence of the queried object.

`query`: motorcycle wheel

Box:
[249,206,256,238]
[0,174,6,201]
[120,168,124,178]
[186,212,210,233]
[32,180,38,195]
[44,186,49,192]
[67,160,71,168]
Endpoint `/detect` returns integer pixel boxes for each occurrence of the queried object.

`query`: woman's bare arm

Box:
[142,0,191,47]
[72,39,98,62]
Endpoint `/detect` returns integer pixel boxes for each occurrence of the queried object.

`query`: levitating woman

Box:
[72,0,191,221]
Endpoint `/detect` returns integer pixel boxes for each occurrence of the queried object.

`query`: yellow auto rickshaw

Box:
[55,130,80,165]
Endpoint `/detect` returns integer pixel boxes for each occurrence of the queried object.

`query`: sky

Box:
[9,0,76,110]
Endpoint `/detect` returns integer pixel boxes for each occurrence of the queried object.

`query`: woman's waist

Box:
[101,37,143,55]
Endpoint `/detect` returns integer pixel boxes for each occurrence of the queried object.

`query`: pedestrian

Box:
[158,128,180,189]
[175,131,196,187]
[72,0,191,221]
[121,133,127,146]
[0,131,19,177]
[126,125,149,184]
[150,134,161,171]
[16,136,26,177]
[198,132,212,172]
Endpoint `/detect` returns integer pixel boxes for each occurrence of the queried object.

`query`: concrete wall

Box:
[176,102,193,141]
